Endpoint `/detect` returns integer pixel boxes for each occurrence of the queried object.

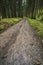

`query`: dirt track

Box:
[0,20,43,65]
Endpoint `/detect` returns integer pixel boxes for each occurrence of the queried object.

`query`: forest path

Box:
[0,19,43,65]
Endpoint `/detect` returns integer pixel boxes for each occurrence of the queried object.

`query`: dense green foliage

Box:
[0,25,6,31]
[0,18,22,32]
[2,18,21,25]
[0,0,43,35]
[28,19,43,38]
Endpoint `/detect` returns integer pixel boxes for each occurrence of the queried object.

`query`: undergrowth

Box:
[28,18,43,38]
[0,18,22,32]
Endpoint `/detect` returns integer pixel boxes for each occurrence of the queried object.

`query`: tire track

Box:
[0,20,43,65]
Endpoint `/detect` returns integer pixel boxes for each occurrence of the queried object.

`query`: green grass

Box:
[28,18,43,38]
[0,18,22,32]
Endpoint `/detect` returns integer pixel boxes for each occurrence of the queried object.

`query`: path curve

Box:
[0,20,43,65]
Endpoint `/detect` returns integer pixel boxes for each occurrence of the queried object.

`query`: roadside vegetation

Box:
[28,16,43,39]
[0,0,43,38]
[0,18,22,33]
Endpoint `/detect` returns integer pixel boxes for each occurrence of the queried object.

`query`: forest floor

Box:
[0,19,43,65]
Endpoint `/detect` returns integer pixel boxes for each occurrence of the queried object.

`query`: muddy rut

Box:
[0,20,43,65]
